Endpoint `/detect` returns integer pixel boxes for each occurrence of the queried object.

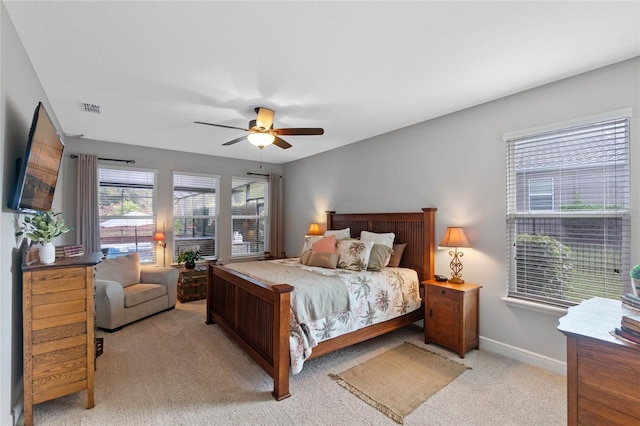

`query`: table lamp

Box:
[306,223,322,237]
[439,227,471,284]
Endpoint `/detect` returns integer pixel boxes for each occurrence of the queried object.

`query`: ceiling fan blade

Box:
[222,135,248,146]
[273,128,324,136]
[255,107,275,130]
[273,136,292,149]
[194,121,248,131]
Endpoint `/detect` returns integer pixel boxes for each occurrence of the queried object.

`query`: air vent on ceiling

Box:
[81,102,101,114]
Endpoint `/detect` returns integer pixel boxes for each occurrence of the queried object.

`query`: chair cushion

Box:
[95,253,141,288]
[123,283,168,308]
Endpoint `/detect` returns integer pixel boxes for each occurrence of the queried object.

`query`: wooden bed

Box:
[206,208,436,400]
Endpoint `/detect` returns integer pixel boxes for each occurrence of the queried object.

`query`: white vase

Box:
[39,242,56,264]
[632,278,640,297]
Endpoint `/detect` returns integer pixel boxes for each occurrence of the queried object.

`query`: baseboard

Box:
[479,336,567,376]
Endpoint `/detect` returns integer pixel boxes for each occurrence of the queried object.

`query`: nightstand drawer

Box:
[427,285,460,301]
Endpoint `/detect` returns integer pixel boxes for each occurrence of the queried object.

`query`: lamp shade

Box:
[152,231,166,242]
[247,132,275,147]
[439,227,471,248]
[306,223,322,236]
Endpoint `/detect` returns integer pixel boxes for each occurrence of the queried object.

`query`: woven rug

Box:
[329,342,470,424]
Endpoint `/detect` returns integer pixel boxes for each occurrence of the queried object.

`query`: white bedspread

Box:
[223,258,422,374]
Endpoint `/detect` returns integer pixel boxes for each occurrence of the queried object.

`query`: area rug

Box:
[329,342,470,424]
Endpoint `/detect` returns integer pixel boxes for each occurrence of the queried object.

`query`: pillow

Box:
[311,234,337,254]
[367,244,394,272]
[337,239,375,271]
[360,230,395,248]
[300,249,313,265]
[387,243,407,267]
[94,252,141,287]
[301,235,322,255]
[307,252,339,269]
[324,227,351,240]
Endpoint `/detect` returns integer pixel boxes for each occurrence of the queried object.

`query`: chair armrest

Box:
[95,279,125,330]
[140,266,179,306]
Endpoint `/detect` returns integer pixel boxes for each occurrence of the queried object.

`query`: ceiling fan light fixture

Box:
[247,132,275,148]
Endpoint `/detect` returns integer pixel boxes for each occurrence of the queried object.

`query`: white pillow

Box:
[360,230,395,248]
[324,227,351,240]
[301,236,322,255]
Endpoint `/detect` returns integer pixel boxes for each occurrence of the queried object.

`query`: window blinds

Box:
[506,117,630,307]
[172,172,219,259]
[231,177,268,257]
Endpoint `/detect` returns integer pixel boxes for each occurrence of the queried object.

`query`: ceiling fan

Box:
[194,107,324,149]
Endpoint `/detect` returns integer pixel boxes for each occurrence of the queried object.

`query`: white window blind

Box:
[98,167,157,262]
[231,176,268,257]
[506,116,630,307]
[173,172,219,260]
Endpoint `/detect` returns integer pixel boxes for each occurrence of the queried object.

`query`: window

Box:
[98,167,156,262]
[173,172,219,260]
[529,177,554,211]
[506,115,630,308]
[231,176,268,257]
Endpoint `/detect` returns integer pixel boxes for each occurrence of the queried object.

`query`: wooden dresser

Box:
[557,297,640,425]
[22,252,102,426]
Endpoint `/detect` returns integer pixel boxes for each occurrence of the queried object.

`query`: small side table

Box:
[422,280,482,358]
[177,266,208,303]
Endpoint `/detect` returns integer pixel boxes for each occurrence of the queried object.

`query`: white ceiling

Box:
[5,1,640,164]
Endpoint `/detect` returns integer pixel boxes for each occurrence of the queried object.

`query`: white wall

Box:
[283,57,640,370]
[0,3,67,424]
[61,138,282,265]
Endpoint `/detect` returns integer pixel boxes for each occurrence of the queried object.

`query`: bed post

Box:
[272,283,294,400]
[422,208,436,281]
[325,211,335,233]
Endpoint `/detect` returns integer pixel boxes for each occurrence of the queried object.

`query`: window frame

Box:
[231,176,269,259]
[172,171,219,261]
[505,112,631,308]
[97,165,157,263]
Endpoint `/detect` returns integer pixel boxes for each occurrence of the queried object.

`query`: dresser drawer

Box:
[427,285,460,301]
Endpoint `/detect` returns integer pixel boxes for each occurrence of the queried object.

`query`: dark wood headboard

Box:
[326,208,436,282]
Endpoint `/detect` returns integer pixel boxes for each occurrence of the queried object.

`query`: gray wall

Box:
[0,3,67,424]
[283,57,640,370]
[61,138,282,265]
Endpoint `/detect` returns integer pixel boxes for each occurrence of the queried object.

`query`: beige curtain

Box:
[76,154,101,253]
[268,174,283,257]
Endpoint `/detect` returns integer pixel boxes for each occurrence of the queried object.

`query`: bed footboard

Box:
[207,262,293,400]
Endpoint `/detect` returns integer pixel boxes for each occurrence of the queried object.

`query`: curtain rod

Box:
[247,172,281,178]
[70,154,135,164]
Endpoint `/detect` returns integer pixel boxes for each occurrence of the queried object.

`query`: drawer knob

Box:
[441,290,446,295]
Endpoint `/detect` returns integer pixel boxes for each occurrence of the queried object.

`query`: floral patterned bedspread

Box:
[267,258,422,374]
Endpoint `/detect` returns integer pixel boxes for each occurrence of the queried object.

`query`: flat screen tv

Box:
[11,102,65,212]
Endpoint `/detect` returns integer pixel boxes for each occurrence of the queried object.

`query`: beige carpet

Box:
[330,342,470,424]
[22,300,567,425]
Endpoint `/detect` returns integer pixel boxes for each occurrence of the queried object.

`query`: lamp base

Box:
[448,277,465,284]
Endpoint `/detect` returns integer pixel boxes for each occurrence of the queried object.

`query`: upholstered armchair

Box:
[94,252,179,331]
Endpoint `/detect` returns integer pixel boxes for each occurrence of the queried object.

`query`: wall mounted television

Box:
[11,102,65,212]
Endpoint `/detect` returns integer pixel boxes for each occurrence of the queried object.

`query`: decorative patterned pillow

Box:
[337,239,375,271]
[324,227,351,240]
[388,243,407,267]
[367,244,394,272]
[311,234,337,253]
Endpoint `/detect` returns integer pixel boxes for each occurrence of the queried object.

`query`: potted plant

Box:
[630,264,640,296]
[176,249,203,270]
[16,210,72,264]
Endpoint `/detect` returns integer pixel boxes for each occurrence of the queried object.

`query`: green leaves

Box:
[15,210,72,243]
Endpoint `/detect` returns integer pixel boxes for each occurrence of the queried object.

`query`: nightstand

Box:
[423,280,482,358]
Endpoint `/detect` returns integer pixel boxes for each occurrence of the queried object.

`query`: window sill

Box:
[502,296,567,317]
